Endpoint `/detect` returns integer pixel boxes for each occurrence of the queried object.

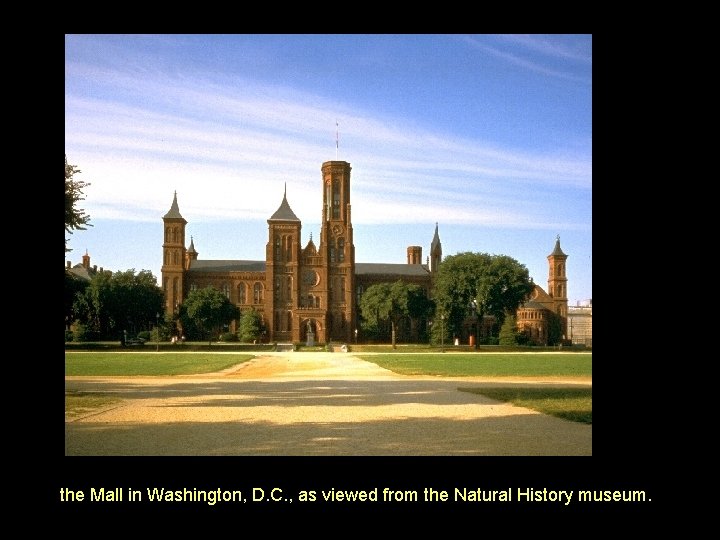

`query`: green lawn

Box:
[65,352,254,376]
[458,386,592,424]
[65,351,591,424]
[357,353,592,377]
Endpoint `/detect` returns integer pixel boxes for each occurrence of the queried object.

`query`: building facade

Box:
[161,159,571,345]
[162,160,441,344]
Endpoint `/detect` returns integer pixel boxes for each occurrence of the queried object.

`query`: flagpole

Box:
[335,120,339,160]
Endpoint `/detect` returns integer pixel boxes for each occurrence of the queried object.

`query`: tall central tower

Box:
[319,161,355,341]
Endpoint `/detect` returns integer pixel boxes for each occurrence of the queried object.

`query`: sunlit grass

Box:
[65,352,254,376]
[459,386,592,424]
[359,353,591,377]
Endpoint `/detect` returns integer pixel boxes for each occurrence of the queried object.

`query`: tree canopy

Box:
[359,280,432,347]
[181,286,240,344]
[432,252,534,339]
[65,155,91,253]
[237,309,264,343]
[71,269,164,340]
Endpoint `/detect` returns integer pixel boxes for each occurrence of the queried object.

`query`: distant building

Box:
[568,300,592,347]
[65,250,108,281]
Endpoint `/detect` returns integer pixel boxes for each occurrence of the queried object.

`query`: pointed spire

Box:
[269,186,300,221]
[187,235,197,253]
[550,235,566,257]
[431,222,441,251]
[163,190,184,219]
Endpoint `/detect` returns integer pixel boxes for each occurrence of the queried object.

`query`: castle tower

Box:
[266,184,302,342]
[161,191,187,315]
[319,161,355,342]
[407,246,422,265]
[547,235,569,340]
[185,236,198,269]
[430,223,442,273]
[82,250,90,269]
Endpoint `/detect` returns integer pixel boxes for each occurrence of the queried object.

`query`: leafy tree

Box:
[359,280,431,348]
[499,313,520,346]
[65,155,92,253]
[64,271,88,331]
[182,286,240,345]
[73,269,164,340]
[433,252,534,341]
[238,309,263,343]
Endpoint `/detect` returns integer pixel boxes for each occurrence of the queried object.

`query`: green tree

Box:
[73,269,164,340]
[238,309,263,343]
[499,312,519,346]
[359,280,430,348]
[182,286,240,345]
[64,271,88,332]
[65,155,91,253]
[432,252,535,341]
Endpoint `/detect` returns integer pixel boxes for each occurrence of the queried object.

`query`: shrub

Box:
[137,330,152,341]
[73,322,99,342]
[220,332,239,342]
[65,330,74,342]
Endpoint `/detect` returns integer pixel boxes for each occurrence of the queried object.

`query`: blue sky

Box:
[65,34,592,304]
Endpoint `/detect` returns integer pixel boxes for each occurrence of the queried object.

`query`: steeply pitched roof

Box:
[163,191,185,220]
[549,235,566,257]
[269,186,300,221]
[187,236,197,254]
[355,263,430,277]
[431,222,441,251]
[188,260,266,273]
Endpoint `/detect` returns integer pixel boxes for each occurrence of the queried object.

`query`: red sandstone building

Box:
[160,159,569,345]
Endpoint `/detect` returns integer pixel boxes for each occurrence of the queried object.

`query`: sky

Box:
[65,34,592,304]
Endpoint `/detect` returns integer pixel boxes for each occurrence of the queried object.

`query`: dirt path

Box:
[65,352,592,456]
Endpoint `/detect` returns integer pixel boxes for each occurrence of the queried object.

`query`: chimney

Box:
[407,246,422,265]
[93,265,97,272]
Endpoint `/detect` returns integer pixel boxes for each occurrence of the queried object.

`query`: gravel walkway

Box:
[65,352,592,456]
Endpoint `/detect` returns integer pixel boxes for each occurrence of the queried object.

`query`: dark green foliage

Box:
[182,286,240,345]
[359,280,432,348]
[238,309,263,343]
[65,271,89,331]
[72,269,164,340]
[65,155,92,253]
[499,313,519,346]
[432,252,534,340]
[220,332,239,342]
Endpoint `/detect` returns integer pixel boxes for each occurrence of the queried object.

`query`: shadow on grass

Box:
[458,387,592,424]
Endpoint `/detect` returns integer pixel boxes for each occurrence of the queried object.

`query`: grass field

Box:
[65,351,591,423]
[64,352,254,376]
[357,353,592,377]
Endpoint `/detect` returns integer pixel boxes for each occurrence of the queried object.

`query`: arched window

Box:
[222,283,230,299]
[338,238,345,262]
[237,283,246,304]
[163,250,168,265]
[287,311,292,331]
[315,296,320,308]
[190,283,197,292]
[285,235,292,261]
[329,239,336,263]
[275,277,281,300]
[286,276,292,302]
[254,283,263,304]
[332,179,340,219]
[275,236,281,260]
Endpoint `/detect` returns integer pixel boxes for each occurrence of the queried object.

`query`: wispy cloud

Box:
[459,35,591,83]
[66,60,590,231]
